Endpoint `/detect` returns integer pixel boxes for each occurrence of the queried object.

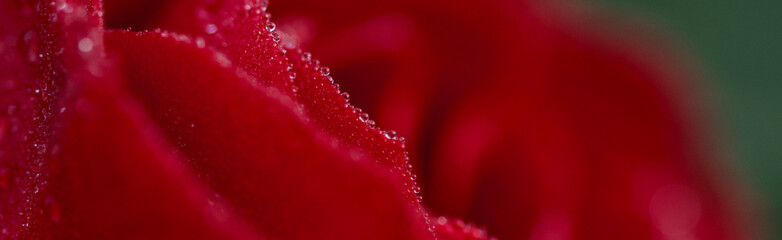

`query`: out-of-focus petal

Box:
[272,0,751,239]
[432,216,496,240]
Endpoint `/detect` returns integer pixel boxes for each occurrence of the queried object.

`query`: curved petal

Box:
[104,30,433,240]
[103,0,296,95]
[1,1,259,238]
[98,0,435,231]
[52,76,262,240]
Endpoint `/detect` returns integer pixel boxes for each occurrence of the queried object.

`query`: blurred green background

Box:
[593,0,781,238]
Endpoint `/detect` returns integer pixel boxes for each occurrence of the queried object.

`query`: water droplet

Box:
[270,32,281,43]
[409,173,417,181]
[36,144,46,155]
[289,72,296,80]
[358,112,369,122]
[265,22,276,32]
[437,216,448,225]
[384,130,397,140]
[260,0,269,11]
[301,52,311,61]
[340,92,349,101]
[78,38,94,52]
[204,24,218,34]
[366,120,376,128]
[195,37,206,48]
[326,76,334,84]
[320,67,330,76]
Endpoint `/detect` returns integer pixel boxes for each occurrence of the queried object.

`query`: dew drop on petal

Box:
[271,32,281,43]
[195,37,206,48]
[78,38,94,52]
[384,130,397,140]
[320,67,330,76]
[259,0,269,11]
[358,112,369,122]
[204,24,218,34]
[265,22,276,32]
[437,216,448,225]
[340,92,349,101]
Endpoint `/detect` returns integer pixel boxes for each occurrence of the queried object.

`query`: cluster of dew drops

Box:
[293,49,438,236]
[230,0,438,236]
[0,0,440,237]
[0,1,89,236]
[118,0,440,237]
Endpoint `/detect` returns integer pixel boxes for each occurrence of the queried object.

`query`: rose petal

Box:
[99,0,436,231]
[104,30,433,240]
[425,7,749,240]
[1,1,258,239]
[285,48,432,225]
[102,0,296,95]
[0,0,79,237]
[52,77,262,240]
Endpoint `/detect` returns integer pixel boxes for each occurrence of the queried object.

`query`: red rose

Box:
[0,0,753,239]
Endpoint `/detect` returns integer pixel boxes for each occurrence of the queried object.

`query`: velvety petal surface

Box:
[1,1,259,239]
[98,0,435,231]
[104,30,433,240]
